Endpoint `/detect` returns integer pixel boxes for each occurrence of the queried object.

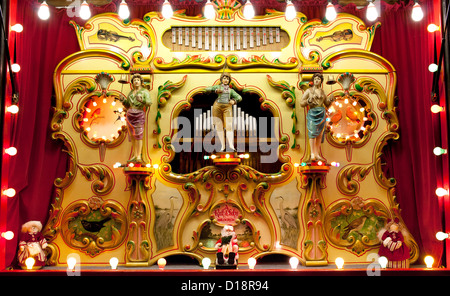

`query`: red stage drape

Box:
[3,0,445,267]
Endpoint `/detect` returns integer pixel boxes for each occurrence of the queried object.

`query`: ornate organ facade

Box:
[45,0,418,267]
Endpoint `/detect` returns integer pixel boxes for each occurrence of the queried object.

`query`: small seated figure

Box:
[17,221,48,269]
[215,225,239,266]
[377,217,411,268]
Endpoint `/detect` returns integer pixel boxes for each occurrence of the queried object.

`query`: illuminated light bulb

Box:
[67,256,77,271]
[294,163,299,167]
[103,98,107,104]
[344,98,349,104]
[204,0,215,20]
[436,187,449,197]
[325,1,337,21]
[424,255,434,268]
[244,154,250,159]
[202,257,211,270]
[111,101,116,106]
[289,257,299,270]
[86,127,91,132]
[436,231,449,241]
[25,257,35,270]
[10,24,23,33]
[433,147,447,156]
[11,63,21,73]
[113,162,122,168]
[79,1,91,20]
[38,1,50,20]
[285,0,296,21]
[225,154,230,159]
[243,0,255,20]
[153,164,159,169]
[158,258,167,270]
[92,101,97,107]
[411,1,424,22]
[118,0,130,20]
[317,161,323,166]
[5,147,17,156]
[211,154,216,159]
[109,257,119,270]
[83,118,88,122]
[335,257,344,269]
[86,108,91,113]
[162,0,174,19]
[427,24,439,33]
[366,1,378,22]
[247,257,257,270]
[3,188,16,197]
[428,63,438,72]
[378,256,388,269]
[140,45,151,60]
[1,231,14,240]
[431,104,444,113]
[128,162,134,167]
[275,241,282,249]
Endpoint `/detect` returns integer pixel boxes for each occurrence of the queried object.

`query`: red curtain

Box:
[3,0,445,267]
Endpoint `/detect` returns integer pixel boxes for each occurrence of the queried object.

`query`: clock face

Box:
[327,95,371,143]
[79,94,126,143]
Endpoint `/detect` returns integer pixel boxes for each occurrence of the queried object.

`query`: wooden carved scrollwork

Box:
[61,197,127,257]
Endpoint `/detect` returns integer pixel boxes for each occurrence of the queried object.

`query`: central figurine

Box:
[205,72,242,152]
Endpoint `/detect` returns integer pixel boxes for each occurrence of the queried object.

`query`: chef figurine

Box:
[17,221,48,269]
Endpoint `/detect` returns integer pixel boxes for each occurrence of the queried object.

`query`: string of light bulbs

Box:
[36,0,425,23]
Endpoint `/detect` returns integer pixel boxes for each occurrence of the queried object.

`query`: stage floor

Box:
[1,260,448,295]
[1,261,448,275]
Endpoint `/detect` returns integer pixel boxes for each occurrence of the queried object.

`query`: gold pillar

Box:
[299,164,329,266]
[123,166,153,266]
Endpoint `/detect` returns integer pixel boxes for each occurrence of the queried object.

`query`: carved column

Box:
[299,164,329,266]
[124,165,153,266]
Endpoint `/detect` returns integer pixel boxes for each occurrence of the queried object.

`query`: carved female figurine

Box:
[119,73,152,162]
[300,73,335,162]
[205,72,242,152]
